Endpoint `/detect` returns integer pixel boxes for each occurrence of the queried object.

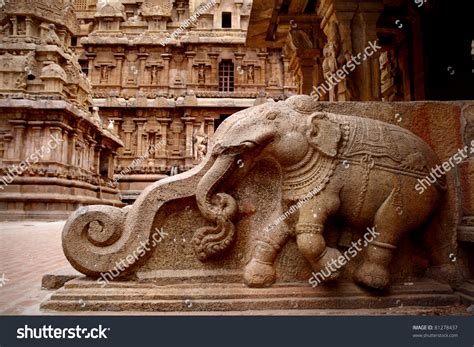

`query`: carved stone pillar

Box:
[137,50,149,86]
[86,52,96,80]
[84,136,92,170]
[282,55,290,87]
[185,51,196,85]
[70,132,78,166]
[121,118,135,155]
[107,151,114,179]
[297,50,319,95]
[62,130,69,164]
[208,52,219,86]
[94,146,101,175]
[257,52,268,86]
[10,16,17,36]
[114,51,125,87]
[89,140,97,172]
[49,127,63,162]
[25,17,33,36]
[169,117,184,157]
[161,53,172,91]
[348,2,383,101]
[41,127,52,161]
[157,118,170,158]
[234,52,245,88]
[31,125,42,158]
[205,118,214,137]
[183,115,195,158]
[12,124,25,160]
[235,2,242,29]
[134,119,146,156]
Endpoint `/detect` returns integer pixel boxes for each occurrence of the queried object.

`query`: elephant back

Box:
[331,113,445,186]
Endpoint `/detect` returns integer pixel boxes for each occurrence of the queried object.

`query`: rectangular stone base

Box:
[40,276,460,313]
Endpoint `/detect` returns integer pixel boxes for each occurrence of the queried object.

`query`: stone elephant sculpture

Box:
[192,95,446,290]
[62,95,450,291]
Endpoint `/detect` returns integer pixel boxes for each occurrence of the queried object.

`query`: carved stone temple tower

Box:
[0,0,123,219]
[72,0,295,203]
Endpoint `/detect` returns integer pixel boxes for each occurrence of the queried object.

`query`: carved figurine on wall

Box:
[150,65,159,84]
[100,65,110,83]
[45,24,62,47]
[198,64,205,84]
[322,41,338,101]
[128,10,142,23]
[193,123,208,161]
[247,65,254,84]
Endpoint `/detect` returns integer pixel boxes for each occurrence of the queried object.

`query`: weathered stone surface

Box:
[41,277,459,313]
[41,267,82,290]
[49,97,469,315]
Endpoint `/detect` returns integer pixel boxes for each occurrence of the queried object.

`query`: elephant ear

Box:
[306,112,341,157]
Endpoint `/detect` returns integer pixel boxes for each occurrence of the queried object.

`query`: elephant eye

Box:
[266,113,277,120]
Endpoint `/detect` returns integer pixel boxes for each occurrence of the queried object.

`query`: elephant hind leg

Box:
[353,187,407,290]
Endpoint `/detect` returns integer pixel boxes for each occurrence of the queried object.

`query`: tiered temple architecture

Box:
[0,0,123,219]
[0,0,297,218]
[0,0,473,222]
[72,0,296,202]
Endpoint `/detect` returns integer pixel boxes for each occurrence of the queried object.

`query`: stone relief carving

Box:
[62,95,454,291]
[380,49,401,101]
[322,41,338,101]
[193,123,208,161]
[45,24,62,47]
[247,65,254,84]
[141,0,173,17]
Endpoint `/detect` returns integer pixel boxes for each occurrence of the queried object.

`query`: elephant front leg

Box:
[244,208,290,288]
[296,193,342,283]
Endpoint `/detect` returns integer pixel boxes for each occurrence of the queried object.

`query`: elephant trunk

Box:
[193,154,238,260]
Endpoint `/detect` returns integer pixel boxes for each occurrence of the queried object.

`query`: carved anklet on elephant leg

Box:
[295,223,342,281]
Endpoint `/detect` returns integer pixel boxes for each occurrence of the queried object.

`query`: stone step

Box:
[41,277,459,313]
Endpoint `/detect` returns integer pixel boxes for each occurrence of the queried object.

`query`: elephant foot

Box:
[244,259,276,288]
[354,262,390,290]
[314,247,342,282]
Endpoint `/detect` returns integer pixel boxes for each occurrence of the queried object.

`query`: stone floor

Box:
[0,221,472,316]
[0,220,70,315]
